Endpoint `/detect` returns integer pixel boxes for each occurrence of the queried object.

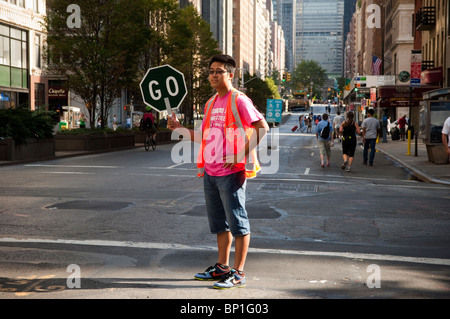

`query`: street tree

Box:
[168,5,221,124]
[244,74,280,114]
[45,0,149,128]
[291,59,327,98]
[140,0,179,72]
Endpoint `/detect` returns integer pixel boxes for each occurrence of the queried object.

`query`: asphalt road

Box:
[0,113,449,305]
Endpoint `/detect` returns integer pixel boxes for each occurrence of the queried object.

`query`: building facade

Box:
[200,0,233,56]
[294,0,344,77]
[416,0,448,88]
[277,0,295,72]
[384,0,415,80]
[0,0,47,110]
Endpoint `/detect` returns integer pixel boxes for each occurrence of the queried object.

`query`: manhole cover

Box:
[257,183,318,192]
[182,205,281,219]
[46,200,133,211]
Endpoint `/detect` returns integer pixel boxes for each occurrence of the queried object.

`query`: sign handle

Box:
[164,97,172,114]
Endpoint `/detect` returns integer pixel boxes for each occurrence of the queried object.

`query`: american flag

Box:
[372,55,382,75]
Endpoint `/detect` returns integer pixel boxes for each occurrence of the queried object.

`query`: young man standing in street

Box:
[361,109,381,166]
[167,54,269,289]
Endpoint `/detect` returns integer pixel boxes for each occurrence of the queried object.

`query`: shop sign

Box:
[48,87,68,99]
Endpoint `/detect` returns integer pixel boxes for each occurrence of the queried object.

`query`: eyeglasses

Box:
[208,70,228,75]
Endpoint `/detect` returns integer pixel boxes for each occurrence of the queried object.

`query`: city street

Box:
[0,114,449,303]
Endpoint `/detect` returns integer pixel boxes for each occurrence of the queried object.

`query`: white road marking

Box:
[1,237,449,266]
[25,164,120,169]
[40,171,95,175]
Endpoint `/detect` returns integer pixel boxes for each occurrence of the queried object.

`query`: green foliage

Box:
[46,0,150,128]
[56,127,129,135]
[167,4,220,124]
[244,74,281,114]
[45,1,221,126]
[291,59,327,93]
[0,108,58,145]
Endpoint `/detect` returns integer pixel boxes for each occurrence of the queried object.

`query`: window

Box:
[34,34,41,68]
[0,24,28,89]
[34,83,45,112]
[33,0,39,13]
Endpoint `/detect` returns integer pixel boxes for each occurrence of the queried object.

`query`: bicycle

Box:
[144,129,156,151]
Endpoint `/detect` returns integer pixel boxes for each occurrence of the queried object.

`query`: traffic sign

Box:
[266,99,283,123]
[140,65,187,113]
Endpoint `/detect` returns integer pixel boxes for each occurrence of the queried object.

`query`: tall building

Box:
[294,0,344,77]
[0,0,47,110]
[254,0,272,78]
[200,0,233,55]
[416,0,448,88]
[277,0,296,72]
[233,0,255,81]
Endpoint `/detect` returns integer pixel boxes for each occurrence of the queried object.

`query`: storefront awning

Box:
[421,67,443,84]
[377,85,440,108]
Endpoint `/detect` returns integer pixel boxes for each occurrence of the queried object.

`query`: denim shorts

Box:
[203,170,250,237]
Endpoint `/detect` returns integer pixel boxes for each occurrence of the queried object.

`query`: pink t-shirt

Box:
[201,90,264,176]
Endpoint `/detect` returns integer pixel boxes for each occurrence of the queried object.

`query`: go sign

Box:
[140,65,187,113]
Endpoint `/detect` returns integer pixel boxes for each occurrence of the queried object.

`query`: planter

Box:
[54,133,135,152]
[0,138,55,161]
[426,143,449,164]
[134,130,177,145]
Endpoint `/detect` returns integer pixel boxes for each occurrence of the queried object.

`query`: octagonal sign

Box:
[140,64,187,113]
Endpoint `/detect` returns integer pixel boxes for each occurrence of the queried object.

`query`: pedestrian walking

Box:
[442,116,450,159]
[113,115,118,131]
[361,109,380,166]
[333,111,344,142]
[339,111,361,172]
[398,115,407,140]
[167,54,269,289]
[79,113,86,129]
[315,113,333,167]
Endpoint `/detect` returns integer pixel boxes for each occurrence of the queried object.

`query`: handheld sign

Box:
[140,65,187,114]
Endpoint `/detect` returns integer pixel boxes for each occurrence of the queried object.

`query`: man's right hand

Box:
[167,112,182,131]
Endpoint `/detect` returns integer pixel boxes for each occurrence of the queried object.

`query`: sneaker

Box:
[346,166,351,172]
[341,161,348,171]
[213,269,246,289]
[194,263,230,281]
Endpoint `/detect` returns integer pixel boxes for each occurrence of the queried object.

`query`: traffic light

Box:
[282,73,286,82]
[286,72,291,82]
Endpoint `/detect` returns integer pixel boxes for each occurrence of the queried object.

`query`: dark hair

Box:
[322,113,328,120]
[209,54,236,73]
[368,109,375,116]
[343,111,354,127]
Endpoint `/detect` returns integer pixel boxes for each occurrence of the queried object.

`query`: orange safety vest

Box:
[197,89,261,179]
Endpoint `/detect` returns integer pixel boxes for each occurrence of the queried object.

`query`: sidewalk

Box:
[375,137,450,186]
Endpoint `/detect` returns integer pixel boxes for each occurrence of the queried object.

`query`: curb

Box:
[377,147,450,186]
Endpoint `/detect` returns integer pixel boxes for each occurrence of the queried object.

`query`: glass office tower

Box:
[294,0,344,77]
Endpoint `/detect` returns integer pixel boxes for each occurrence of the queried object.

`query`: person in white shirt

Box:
[361,109,380,166]
[333,111,344,142]
[442,116,450,157]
